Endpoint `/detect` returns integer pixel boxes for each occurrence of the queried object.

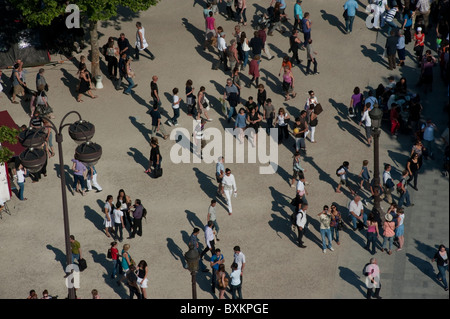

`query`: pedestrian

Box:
[305,39,318,75]
[293,0,303,32]
[150,75,161,107]
[295,203,308,248]
[134,22,155,61]
[189,228,209,272]
[420,54,436,94]
[279,55,292,77]
[104,37,119,79]
[359,103,373,146]
[256,83,267,114]
[224,78,239,123]
[258,25,274,61]
[385,30,398,70]
[365,212,380,255]
[263,98,275,136]
[268,2,285,35]
[168,88,182,127]
[335,161,355,195]
[136,260,149,299]
[230,262,242,299]
[395,208,405,251]
[125,265,142,299]
[318,205,334,253]
[302,12,312,43]
[215,31,230,71]
[129,199,144,238]
[204,11,217,50]
[233,245,246,282]
[76,63,97,102]
[15,163,27,201]
[10,62,26,104]
[117,33,131,58]
[247,107,262,147]
[291,151,305,188]
[413,27,425,65]
[186,79,196,117]
[207,199,220,241]
[296,173,308,205]
[415,0,431,31]
[281,66,296,101]
[382,164,395,204]
[293,112,308,152]
[216,264,228,299]
[86,165,102,193]
[227,39,240,73]
[246,54,260,88]
[197,86,212,122]
[240,32,250,70]
[225,0,234,20]
[289,29,302,65]
[69,235,82,265]
[402,9,413,44]
[398,170,414,208]
[35,68,48,92]
[117,189,132,231]
[123,55,137,96]
[119,243,134,277]
[244,96,257,113]
[193,118,207,158]
[396,29,406,67]
[421,119,438,159]
[235,108,247,144]
[210,248,225,294]
[276,107,290,144]
[237,0,247,26]
[349,87,364,119]
[349,195,367,230]
[232,67,242,102]
[406,153,420,191]
[431,244,449,291]
[103,195,114,238]
[343,0,358,33]
[222,168,237,215]
[71,155,87,196]
[216,156,225,196]
[330,204,342,245]
[113,202,125,242]
[371,0,388,30]
[382,213,396,255]
[365,258,382,299]
[110,241,121,279]
[384,5,399,34]
[200,221,216,259]
[150,104,169,140]
[359,160,371,190]
[307,104,318,143]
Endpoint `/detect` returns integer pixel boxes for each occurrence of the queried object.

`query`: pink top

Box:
[383,221,395,237]
[206,17,215,30]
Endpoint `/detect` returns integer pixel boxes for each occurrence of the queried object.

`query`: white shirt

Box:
[383,170,392,185]
[113,208,124,224]
[337,167,347,180]
[296,180,305,195]
[217,36,227,52]
[172,95,180,109]
[135,27,148,50]
[222,173,237,191]
[16,169,25,183]
[204,225,215,247]
[234,251,246,271]
[305,96,318,109]
[349,200,363,217]
[361,110,372,127]
[296,210,307,228]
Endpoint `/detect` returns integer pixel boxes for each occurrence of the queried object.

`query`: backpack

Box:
[336,165,344,177]
[142,207,147,219]
[290,211,298,226]
[107,248,112,259]
[396,180,404,194]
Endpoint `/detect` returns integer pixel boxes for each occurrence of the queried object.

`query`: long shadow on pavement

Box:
[338,266,367,298]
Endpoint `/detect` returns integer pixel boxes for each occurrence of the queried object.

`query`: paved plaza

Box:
[0,0,448,299]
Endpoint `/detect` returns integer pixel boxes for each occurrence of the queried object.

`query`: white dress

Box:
[135,27,149,50]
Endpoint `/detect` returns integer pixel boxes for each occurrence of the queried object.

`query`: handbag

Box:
[343,9,348,20]
[314,103,323,115]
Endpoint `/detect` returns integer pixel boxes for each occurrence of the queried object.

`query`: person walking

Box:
[291,151,305,188]
[134,22,155,61]
[216,264,228,299]
[296,173,308,205]
[365,258,382,299]
[382,164,395,204]
[119,244,134,277]
[305,39,318,75]
[240,32,251,70]
[200,221,216,259]
[398,170,414,208]
[396,29,406,67]
[302,12,312,43]
[365,212,380,255]
[349,87,364,119]
[103,195,114,238]
[117,189,132,231]
[117,33,131,58]
[343,0,358,33]
[168,87,182,126]
[308,104,318,143]
[413,27,425,65]
[136,260,149,299]
[421,119,438,159]
[129,199,144,238]
[258,25,273,61]
[104,37,119,79]
[295,203,308,248]
[263,98,276,136]
[276,107,290,144]
[224,78,240,123]
[406,154,420,191]
[395,208,405,251]
[233,245,246,283]
[215,31,230,71]
[125,265,142,299]
[207,199,220,241]
[216,156,225,196]
[222,168,237,215]
[359,103,373,146]
[112,202,125,242]
[281,66,296,101]
[86,165,102,193]
[246,55,260,88]
[247,107,262,147]
[121,55,137,96]
[382,213,396,255]
[150,104,169,140]
[69,235,82,265]
[431,244,449,291]
[197,86,212,122]
[330,204,342,245]
[210,248,225,294]
[385,30,398,70]
[230,262,242,299]
[289,29,302,65]
[71,156,87,196]
[318,205,334,253]
[335,161,355,195]
[359,160,371,190]
[293,0,304,32]
[189,227,209,272]
[15,163,27,201]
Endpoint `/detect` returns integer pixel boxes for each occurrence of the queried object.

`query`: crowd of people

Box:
[1,0,448,299]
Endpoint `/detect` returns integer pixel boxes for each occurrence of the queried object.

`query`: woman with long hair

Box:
[76,63,97,102]
[117,189,132,230]
[137,260,149,298]
[276,107,290,144]
[365,212,380,255]
[281,66,296,101]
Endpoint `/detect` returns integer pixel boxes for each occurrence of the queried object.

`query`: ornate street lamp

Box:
[184,244,200,299]
[369,105,384,220]
[18,111,102,299]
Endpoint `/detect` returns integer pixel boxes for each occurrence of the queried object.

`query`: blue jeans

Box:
[366,232,377,254]
[124,77,135,94]
[351,213,367,229]
[331,226,340,243]
[72,174,86,191]
[398,190,411,208]
[111,259,122,278]
[18,182,25,200]
[385,20,397,34]
[437,265,448,289]
[320,228,333,250]
[382,236,394,251]
[242,51,249,68]
[345,15,355,32]
[231,283,242,299]
[72,253,80,264]
[227,106,237,120]
[172,107,180,124]
[265,117,274,135]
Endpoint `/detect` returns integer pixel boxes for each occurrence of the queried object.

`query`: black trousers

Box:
[291,48,300,64]
[106,56,118,77]
[200,240,215,259]
[297,226,305,246]
[367,284,381,298]
[131,218,142,237]
[306,58,318,74]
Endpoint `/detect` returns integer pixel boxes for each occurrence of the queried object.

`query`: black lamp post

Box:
[184,244,200,299]
[19,111,102,299]
[369,105,384,218]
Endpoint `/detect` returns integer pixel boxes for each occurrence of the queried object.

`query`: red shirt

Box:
[111,247,119,260]
[414,33,424,47]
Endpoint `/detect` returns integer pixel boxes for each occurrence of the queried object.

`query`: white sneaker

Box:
[329,247,334,252]
[323,249,326,254]
[167,121,173,127]
[207,118,213,122]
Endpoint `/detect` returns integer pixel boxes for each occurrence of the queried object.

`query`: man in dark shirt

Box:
[129,199,144,238]
[249,31,263,58]
[150,75,161,107]
[289,29,302,64]
[245,96,257,113]
[116,53,127,90]
[150,104,169,139]
[258,26,274,60]
[385,30,398,70]
[117,33,131,58]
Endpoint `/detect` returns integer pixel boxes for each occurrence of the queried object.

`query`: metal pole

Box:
[55,132,76,299]
[372,128,383,220]
[191,271,197,299]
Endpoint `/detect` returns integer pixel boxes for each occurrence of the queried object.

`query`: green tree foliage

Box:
[0,126,19,163]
